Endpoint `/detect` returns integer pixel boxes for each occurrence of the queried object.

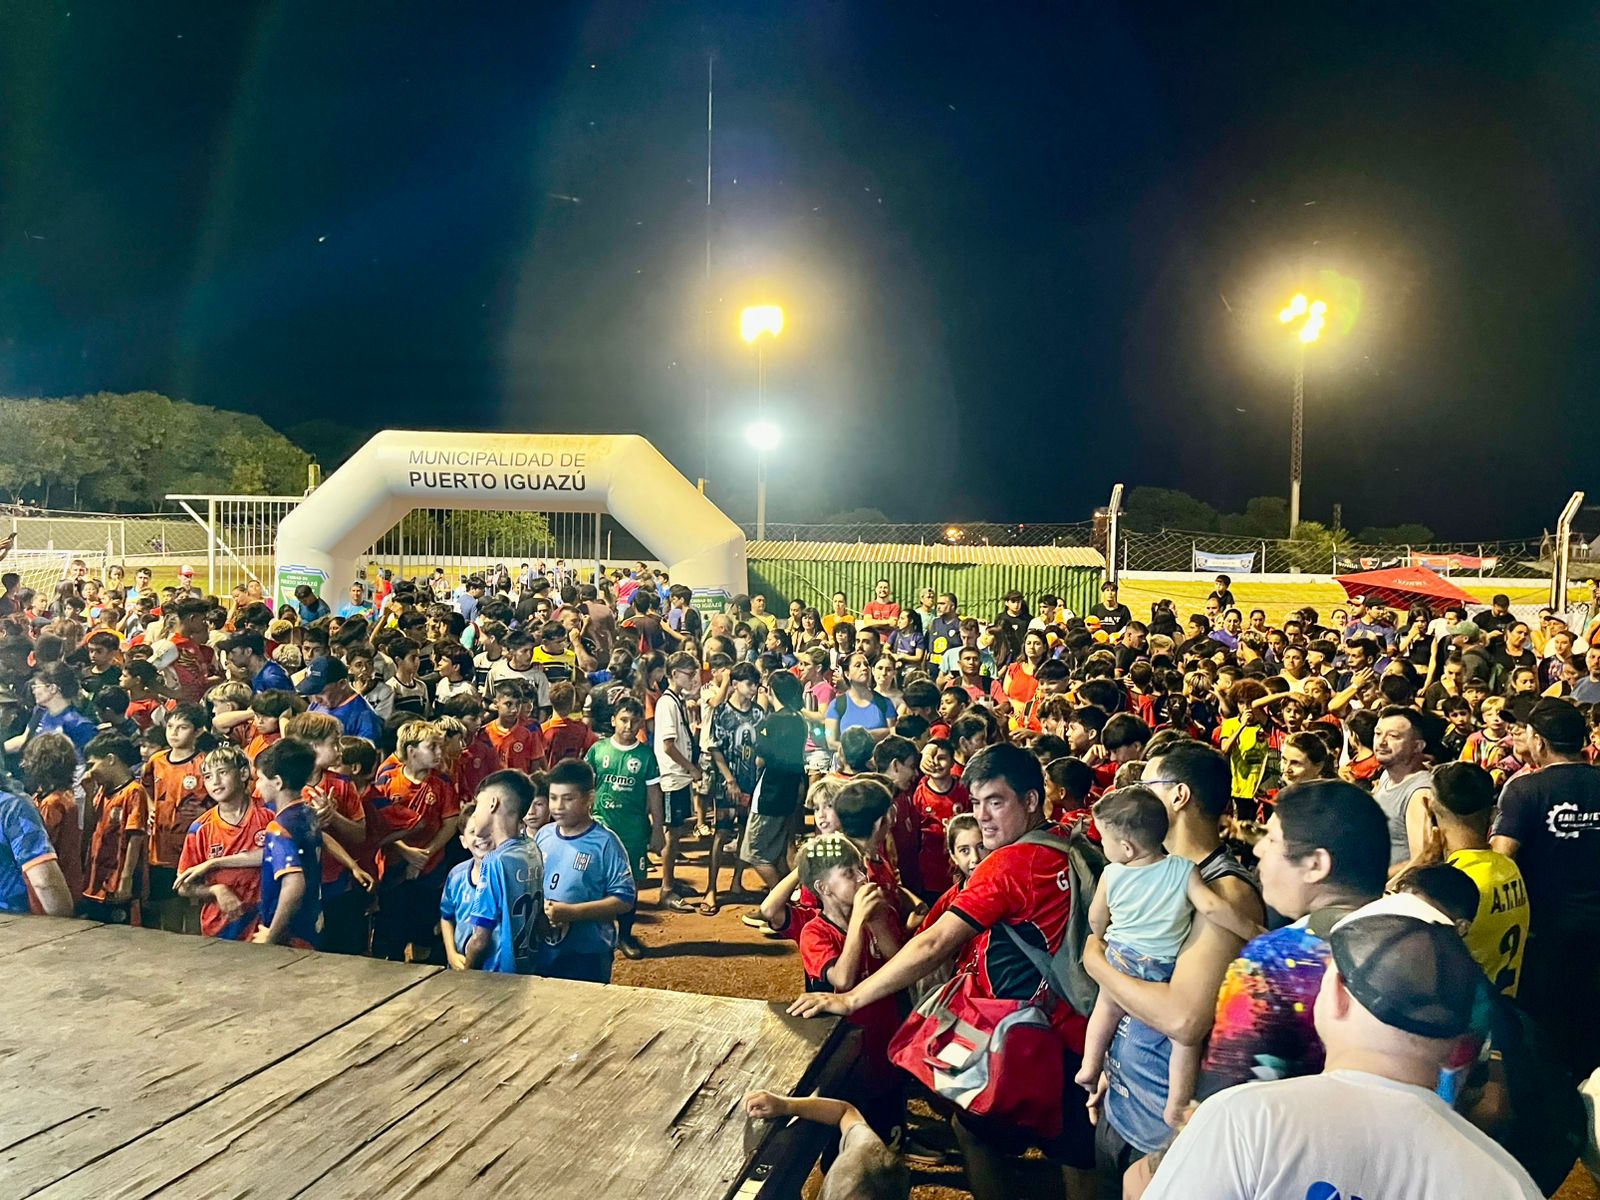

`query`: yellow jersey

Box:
[1448,847,1530,998]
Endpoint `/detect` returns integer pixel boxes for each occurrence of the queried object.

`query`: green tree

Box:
[1123,487,1219,532]
[1282,520,1356,572]
[1219,496,1291,540]
[1354,523,1434,546]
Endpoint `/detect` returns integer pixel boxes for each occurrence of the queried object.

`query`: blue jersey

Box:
[251,661,294,694]
[34,707,99,758]
[464,836,544,974]
[439,858,481,955]
[0,791,57,913]
[534,821,637,967]
[259,801,323,947]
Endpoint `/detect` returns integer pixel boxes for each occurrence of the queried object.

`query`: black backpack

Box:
[999,818,1108,1015]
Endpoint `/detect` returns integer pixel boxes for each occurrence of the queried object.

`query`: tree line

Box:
[0,392,315,510]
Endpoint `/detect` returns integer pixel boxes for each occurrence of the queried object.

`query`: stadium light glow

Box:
[739,305,785,344]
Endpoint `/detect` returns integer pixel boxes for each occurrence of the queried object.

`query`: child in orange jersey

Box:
[142,702,211,932]
[81,733,149,924]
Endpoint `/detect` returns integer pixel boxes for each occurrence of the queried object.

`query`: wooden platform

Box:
[0,915,846,1199]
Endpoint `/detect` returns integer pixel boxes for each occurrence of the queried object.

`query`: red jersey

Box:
[374,752,402,791]
[223,718,255,749]
[888,786,922,897]
[949,837,1090,1053]
[377,769,458,875]
[348,786,421,877]
[541,715,597,768]
[1089,759,1118,799]
[798,912,903,1079]
[84,779,149,903]
[245,729,280,762]
[34,788,83,902]
[126,697,160,731]
[143,750,210,869]
[776,883,821,946]
[925,879,964,929]
[453,733,499,804]
[308,772,365,887]
[484,721,546,772]
[177,802,272,938]
[169,635,217,703]
[911,777,971,900]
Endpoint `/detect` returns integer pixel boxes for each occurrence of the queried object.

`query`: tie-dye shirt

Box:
[1197,911,1346,1098]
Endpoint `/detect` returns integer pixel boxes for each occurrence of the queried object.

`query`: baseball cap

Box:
[217,631,264,656]
[1526,697,1587,753]
[1449,620,1481,640]
[178,564,194,579]
[147,638,179,672]
[1328,893,1481,1040]
[296,655,349,696]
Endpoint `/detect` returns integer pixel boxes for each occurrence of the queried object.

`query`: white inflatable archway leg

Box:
[274,431,747,606]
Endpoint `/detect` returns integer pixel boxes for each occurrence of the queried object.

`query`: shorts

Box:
[663,786,694,829]
[79,897,134,925]
[1105,941,1176,984]
[740,811,791,868]
[952,1045,1095,1171]
[712,801,743,837]
[600,819,651,883]
[541,951,614,985]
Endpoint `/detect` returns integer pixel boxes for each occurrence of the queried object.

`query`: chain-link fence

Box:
[1115,528,1572,578]
[743,521,1100,548]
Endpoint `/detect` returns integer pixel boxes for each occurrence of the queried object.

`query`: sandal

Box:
[696,899,721,917]
[665,893,695,913]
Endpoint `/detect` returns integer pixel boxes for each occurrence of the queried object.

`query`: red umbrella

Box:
[1333,566,1481,613]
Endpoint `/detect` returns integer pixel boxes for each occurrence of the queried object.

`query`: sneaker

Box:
[618,934,645,960]
[895,1130,951,1168]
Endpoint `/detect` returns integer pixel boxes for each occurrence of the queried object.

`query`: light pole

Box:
[745,420,782,540]
[739,306,784,539]
[1278,293,1326,534]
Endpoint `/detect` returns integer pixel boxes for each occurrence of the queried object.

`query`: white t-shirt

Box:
[1143,1070,1541,1200]
[484,660,552,709]
[653,688,695,792]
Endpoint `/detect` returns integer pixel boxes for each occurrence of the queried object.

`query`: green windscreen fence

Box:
[747,558,1102,622]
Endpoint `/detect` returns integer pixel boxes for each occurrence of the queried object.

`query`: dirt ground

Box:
[612,833,1599,1200]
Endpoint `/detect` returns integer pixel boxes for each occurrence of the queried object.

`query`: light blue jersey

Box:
[439,858,481,956]
[534,820,637,969]
[464,836,544,974]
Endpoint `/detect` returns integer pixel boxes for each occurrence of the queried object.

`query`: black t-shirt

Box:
[1209,588,1237,610]
[753,709,807,816]
[1474,609,1516,635]
[994,612,1029,660]
[1115,644,1147,673]
[1091,603,1133,635]
[1491,644,1536,679]
[1493,762,1600,935]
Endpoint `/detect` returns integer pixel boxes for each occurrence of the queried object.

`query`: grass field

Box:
[1114,577,1579,623]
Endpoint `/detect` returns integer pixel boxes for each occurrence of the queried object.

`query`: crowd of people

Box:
[2,558,1598,1198]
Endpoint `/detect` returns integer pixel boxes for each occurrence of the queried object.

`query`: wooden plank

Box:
[2,922,437,1196]
[0,914,96,957]
[41,968,837,1199]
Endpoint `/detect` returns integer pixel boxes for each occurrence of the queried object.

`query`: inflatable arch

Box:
[274,431,748,607]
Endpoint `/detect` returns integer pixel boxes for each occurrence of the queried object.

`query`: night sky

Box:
[1,5,1596,538]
